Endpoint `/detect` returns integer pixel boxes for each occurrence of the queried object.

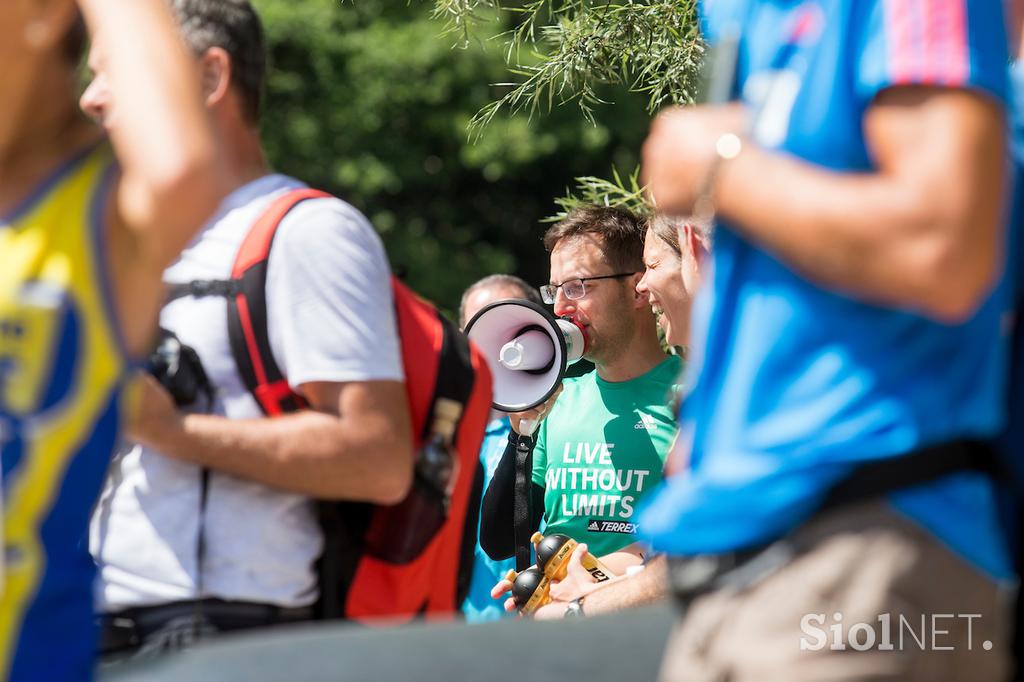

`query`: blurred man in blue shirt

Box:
[458,275,544,622]
[640,0,1015,678]
[1001,6,1024,670]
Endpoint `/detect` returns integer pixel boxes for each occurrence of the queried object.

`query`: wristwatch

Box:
[564,597,585,618]
[692,131,744,223]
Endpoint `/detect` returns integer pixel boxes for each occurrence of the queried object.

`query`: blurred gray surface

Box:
[101,603,676,682]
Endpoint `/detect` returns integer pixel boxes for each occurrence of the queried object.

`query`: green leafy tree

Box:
[431,0,705,217]
[253,0,654,310]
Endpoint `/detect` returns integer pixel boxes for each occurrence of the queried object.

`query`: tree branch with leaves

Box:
[431,0,703,215]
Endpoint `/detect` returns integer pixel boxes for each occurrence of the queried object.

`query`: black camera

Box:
[147,329,214,407]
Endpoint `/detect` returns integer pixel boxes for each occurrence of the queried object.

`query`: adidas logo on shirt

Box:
[587,519,638,534]
[634,413,658,431]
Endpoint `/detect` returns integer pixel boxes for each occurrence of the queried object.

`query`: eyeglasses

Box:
[539,272,638,304]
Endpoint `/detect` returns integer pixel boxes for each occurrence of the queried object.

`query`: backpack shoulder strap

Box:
[228,187,332,416]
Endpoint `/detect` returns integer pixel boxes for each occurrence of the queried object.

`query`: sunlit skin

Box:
[548,234,641,368]
[80,33,216,133]
[4,0,234,357]
[0,0,98,216]
[81,30,268,203]
[79,36,116,129]
[678,224,704,306]
[507,233,661,435]
[636,228,691,347]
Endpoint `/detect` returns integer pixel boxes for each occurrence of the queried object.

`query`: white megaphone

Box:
[463,299,587,413]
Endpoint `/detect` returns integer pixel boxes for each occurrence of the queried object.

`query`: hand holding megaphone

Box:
[510,384,563,437]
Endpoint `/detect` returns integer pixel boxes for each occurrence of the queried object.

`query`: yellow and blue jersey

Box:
[1,142,129,682]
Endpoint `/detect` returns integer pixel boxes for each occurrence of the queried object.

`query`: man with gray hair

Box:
[84,0,412,656]
[457,274,542,622]
[459,274,543,329]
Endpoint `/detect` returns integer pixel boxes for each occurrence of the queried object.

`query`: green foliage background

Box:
[253,0,657,313]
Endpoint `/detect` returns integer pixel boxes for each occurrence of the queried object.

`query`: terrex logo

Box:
[634,413,657,431]
[587,520,637,534]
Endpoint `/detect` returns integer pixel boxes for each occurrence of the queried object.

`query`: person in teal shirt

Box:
[531,356,679,556]
[480,206,680,567]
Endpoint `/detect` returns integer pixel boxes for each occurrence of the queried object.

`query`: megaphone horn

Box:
[498,326,555,373]
[464,300,588,413]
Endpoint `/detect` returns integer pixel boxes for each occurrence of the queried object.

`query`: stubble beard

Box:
[587,305,636,370]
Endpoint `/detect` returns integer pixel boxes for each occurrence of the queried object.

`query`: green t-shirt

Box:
[532,354,682,556]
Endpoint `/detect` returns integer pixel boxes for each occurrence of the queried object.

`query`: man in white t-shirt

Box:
[81,0,412,656]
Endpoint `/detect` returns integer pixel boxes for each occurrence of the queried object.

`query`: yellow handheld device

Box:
[506,532,614,615]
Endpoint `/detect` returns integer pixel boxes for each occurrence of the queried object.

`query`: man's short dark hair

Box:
[459,274,543,328]
[169,0,266,124]
[542,205,646,274]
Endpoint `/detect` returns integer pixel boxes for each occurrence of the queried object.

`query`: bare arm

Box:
[129,376,414,503]
[77,0,229,268]
[644,87,1007,321]
[533,553,668,619]
[592,547,645,576]
[573,555,668,616]
[720,87,1005,320]
[492,543,667,617]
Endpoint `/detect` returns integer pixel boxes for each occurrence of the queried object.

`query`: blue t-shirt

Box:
[640,0,1015,579]
[999,62,1024,488]
[461,418,517,623]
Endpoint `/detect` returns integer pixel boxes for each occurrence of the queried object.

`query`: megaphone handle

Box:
[518,418,539,438]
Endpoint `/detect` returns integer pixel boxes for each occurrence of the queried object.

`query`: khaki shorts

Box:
[660,501,1013,682]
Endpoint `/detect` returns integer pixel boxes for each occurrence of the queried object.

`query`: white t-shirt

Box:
[90,174,404,610]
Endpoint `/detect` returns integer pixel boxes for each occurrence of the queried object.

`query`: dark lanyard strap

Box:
[513,434,535,572]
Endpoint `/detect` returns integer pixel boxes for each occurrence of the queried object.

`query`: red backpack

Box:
[219,188,492,622]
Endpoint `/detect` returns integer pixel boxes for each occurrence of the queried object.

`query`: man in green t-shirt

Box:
[480,205,681,564]
[532,352,679,555]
